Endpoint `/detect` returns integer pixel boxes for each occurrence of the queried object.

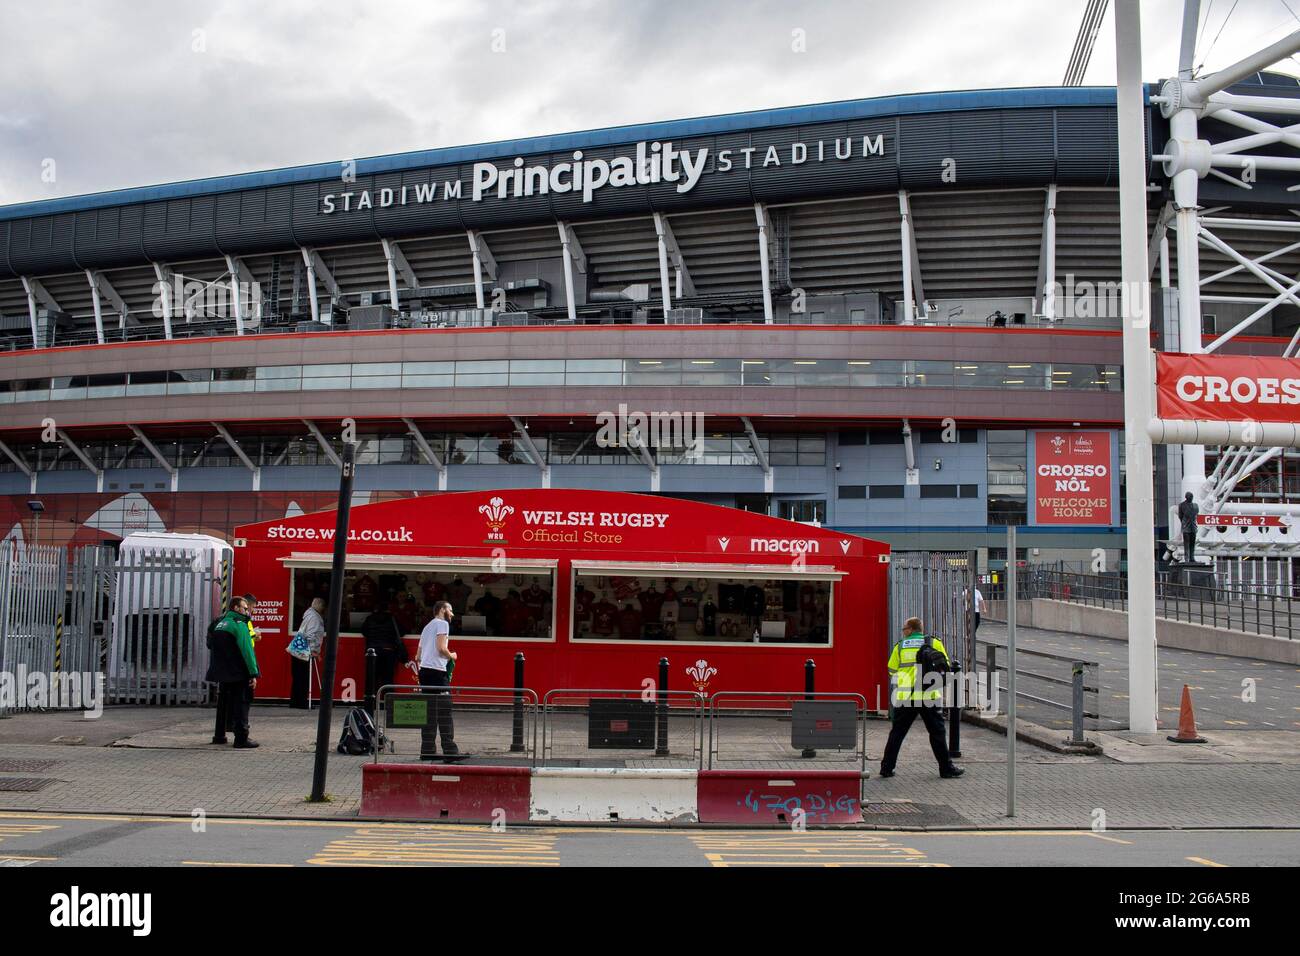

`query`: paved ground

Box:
[976,620,1300,732]
[2,705,1299,831]
[0,812,1295,867]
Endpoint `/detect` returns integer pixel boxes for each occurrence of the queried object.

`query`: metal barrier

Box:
[541,688,706,767]
[890,551,978,669]
[1030,567,1299,641]
[0,542,66,714]
[978,638,1102,730]
[706,691,868,777]
[375,684,540,767]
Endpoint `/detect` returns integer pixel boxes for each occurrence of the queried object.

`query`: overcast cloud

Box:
[0,0,1297,206]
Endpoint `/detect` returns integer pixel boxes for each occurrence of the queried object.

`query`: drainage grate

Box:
[863,802,923,815]
[0,759,59,773]
[0,778,55,792]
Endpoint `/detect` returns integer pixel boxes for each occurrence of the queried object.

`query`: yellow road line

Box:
[1186,856,1227,867]
[0,854,57,861]
[183,861,294,867]
[1087,832,1134,845]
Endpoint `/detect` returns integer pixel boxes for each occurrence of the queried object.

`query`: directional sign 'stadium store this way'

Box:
[233,490,890,701]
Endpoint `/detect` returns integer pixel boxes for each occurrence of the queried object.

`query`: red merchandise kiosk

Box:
[232,490,890,702]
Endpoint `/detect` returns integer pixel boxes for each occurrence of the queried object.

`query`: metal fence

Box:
[889,551,978,669]
[0,541,224,715]
[0,542,66,714]
[978,638,1103,734]
[1028,567,1299,641]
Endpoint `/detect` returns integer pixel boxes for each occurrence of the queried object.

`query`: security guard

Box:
[879,616,964,779]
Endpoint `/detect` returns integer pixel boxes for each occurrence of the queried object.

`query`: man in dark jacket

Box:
[361,603,408,704]
[205,597,260,749]
[1178,492,1200,564]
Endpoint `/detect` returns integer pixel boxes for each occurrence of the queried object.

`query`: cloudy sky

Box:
[1,0,1297,206]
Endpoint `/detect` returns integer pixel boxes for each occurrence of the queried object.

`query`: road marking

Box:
[691,832,930,867]
[1186,856,1227,867]
[183,861,293,867]
[308,827,560,866]
[0,824,59,846]
[1087,832,1133,845]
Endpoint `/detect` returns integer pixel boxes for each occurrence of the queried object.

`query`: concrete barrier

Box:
[530,768,699,823]
[697,769,864,825]
[986,599,1300,665]
[360,763,532,822]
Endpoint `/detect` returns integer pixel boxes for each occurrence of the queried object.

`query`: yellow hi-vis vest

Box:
[887,634,949,703]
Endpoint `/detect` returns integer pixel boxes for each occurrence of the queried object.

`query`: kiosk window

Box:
[571,571,832,645]
[290,566,555,640]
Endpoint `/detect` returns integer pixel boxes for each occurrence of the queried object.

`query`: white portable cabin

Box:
[108,532,233,703]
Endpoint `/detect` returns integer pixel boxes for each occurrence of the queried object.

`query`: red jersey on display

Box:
[590,600,617,635]
[617,606,644,640]
[638,588,665,622]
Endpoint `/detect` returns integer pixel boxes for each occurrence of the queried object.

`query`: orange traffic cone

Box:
[1166,685,1207,743]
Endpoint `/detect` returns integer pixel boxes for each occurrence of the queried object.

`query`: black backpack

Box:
[336,707,385,756]
[915,637,950,679]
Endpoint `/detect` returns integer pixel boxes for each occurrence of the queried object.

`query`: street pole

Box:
[1115,0,1159,735]
[309,442,356,802]
[1006,525,1016,818]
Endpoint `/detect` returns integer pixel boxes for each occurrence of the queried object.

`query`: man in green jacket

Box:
[204,596,261,749]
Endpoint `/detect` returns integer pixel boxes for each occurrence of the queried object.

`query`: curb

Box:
[962,711,1103,755]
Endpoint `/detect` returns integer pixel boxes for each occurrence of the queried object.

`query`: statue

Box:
[1177,492,1200,565]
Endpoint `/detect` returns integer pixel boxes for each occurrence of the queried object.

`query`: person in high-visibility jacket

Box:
[879,616,964,779]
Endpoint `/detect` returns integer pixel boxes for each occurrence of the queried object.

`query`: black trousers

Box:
[973,612,981,634]
[418,667,456,755]
[213,683,230,740]
[880,702,952,774]
[1183,529,1197,563]
[366,650,399,705]
[221,681,253,743]
[289,657,311,709]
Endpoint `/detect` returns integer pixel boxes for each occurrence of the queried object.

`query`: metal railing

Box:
[541,688,706,767]
[374,684,540,766]
[978,639,1102,736]
[706,691,868,776]
[1028,567,1299,641]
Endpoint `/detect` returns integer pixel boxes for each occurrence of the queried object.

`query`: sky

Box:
[1,0,1298,206]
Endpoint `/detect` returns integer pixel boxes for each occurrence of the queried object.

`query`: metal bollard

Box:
[510,651,526,753]
[1070,661,1086,746]
[948,660,963,758]
[363,647,377,719]
[655,657,670,756]
[801,659,817,758]
[985,643,997,712]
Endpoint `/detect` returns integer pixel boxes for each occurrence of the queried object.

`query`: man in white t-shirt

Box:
[417,601,459,757]
[965,587,986,635]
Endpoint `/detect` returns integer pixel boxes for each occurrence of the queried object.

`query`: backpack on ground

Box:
[336,707,384,756]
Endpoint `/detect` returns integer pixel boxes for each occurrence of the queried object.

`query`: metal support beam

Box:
[466,230,498,311]
[510,416,550,488]
[381,238,419,310]
[556,222,586,322]
[754,203,774,324]
[902,418,919,485]
[20,276,58,347]
[741,416,772,494]
[129,425,178,491]
[300,247,340,323]
[84,270,110,344]
[897,191,927,321]
[1115,0,1157,735]
[56,429,104,493]
[652,213,674,315]
[211,422,261,491]
[1037,185,1058,320]
[402,417,447,491]
[0,439,35,492]
[302,420,342,468]
[152,263,175,339]
[225,255,258,335]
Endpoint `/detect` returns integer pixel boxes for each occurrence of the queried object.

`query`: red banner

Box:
[1033,431,1113,525]
[1156,353,1300,424]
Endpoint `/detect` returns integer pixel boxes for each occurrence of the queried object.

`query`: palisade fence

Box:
[0,541,224,715]
[888,551,978,671]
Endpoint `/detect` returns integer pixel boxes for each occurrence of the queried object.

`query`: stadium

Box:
[1,72,1298,590]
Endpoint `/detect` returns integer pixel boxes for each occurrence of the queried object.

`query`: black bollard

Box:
[511,651,526,753]
[801,659,817,758]
[948,660,962,758]
[655,657,669,756]
[364,647,377,720]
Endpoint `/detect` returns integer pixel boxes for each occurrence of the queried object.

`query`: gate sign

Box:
[1156,353,1300,424]
[1032,431,1114,525]
[1198,514,1287,528]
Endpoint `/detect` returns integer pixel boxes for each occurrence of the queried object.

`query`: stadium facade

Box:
[2,79,1298,574]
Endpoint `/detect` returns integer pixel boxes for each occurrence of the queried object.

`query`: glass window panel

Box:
[624,359,681,385]
[681,359,742,386]
[848,360,906,387]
